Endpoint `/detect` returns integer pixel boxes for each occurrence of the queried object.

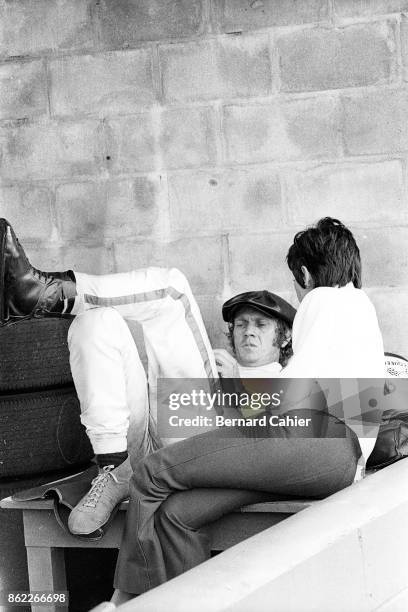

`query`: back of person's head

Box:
[286,217,362,289]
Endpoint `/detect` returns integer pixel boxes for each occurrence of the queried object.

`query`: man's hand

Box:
[213,349,240,378]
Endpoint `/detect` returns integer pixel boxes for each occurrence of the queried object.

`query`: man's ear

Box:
[281,328,292,348]
[301,265,314,289]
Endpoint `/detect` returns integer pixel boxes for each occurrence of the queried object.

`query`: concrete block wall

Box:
[1,0,408,354]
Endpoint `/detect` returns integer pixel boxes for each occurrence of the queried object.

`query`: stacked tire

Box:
[0,318,93,479]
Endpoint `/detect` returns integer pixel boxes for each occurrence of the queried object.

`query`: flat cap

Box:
[222,290,296,326]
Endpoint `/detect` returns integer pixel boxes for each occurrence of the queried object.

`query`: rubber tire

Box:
[0,318,73,392]
[0,386,93,478]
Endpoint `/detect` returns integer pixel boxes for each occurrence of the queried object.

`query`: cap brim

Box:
[223,300,293,326]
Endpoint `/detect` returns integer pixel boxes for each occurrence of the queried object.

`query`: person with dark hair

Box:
[0,217,385,604]
[287,217,362,290]
[281,217,385,485]
[108,217,385,604]
[282,217,383,376]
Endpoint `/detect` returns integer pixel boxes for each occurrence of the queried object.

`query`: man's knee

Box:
[167,268,191,294]
[155,494,190,531]
[68,307,124,347]
[130,449,169,497]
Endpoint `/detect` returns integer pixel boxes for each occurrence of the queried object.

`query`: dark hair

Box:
[227,317,293,368]
[286,217,362,289]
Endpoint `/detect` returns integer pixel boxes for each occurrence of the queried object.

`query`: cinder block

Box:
[401,15,408,80]
[224,97,341,164]
[343,90,408,154]
[334,0,408,19]
[168,168,283,233]
[0,185,53,240]
[108,107,217,172]
[49,50,155,116]
[113,239,157,272]
[277,22,397,92]
[160,107,217,169]
[195,295,228,349]
[0,0,95,56]
[0,186,20,222]
[217,0,328,32]
[17,242,114,276]
[161,236,224,294]
[24,244,66,273]
[356,227,408,287]
[286,161,406,226]
[0,61,47,120]
[0,120,105,181]
[107,114,156,173]
[56,178,160,241]
[96,0,204,47]
[114,236,223,295]
[229,233,294,295]
[160,35,271,102]
[61,244,115,274]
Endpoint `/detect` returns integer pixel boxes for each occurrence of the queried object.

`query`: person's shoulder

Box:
[301,285,341,306]
[307,284,369,303]
[300,285,377,318]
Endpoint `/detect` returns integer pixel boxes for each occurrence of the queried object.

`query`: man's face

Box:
[232,307,280,367]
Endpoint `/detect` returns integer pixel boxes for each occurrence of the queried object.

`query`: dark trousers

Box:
[114,414,360,594]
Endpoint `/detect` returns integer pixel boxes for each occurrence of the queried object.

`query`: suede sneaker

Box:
[68,465,129,535]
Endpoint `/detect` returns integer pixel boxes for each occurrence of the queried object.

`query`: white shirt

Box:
[282,284,385,379]
[237,362,282,378]
[281,283,385,478]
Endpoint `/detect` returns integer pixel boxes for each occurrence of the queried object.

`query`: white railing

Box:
[97,459,408,612]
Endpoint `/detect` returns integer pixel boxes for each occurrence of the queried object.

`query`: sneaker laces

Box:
[82,465,119,509]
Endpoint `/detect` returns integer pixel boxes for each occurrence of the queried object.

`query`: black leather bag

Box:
[367,354,408,470]
[367,409,408,469]
[11,465,109,541]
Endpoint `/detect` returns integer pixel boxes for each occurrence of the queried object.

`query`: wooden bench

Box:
[0,496,315,611]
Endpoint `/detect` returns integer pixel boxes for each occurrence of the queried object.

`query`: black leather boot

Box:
[0,218,76,325]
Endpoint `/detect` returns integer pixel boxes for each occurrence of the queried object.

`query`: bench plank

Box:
[0,496,314,514]
[0,493,315,602]
[23,509,124,548]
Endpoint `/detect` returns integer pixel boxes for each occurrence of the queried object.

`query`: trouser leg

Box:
[71,267,217,380]
[68,267,217,458]
[68,307,155,459]
[114,418,359,594]
[155,488,277,580]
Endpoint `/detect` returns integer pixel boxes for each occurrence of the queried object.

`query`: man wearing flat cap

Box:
[215,290,295,380]
[2,217,387,602]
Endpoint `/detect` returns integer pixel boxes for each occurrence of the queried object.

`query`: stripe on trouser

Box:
[83,286,217,388]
